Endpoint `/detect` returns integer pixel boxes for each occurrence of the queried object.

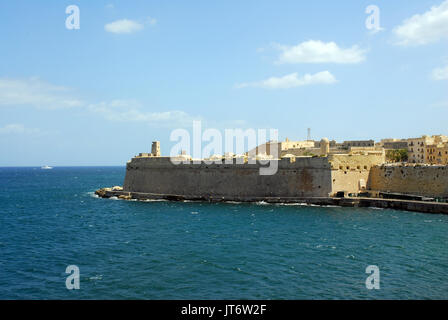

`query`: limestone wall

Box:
[123,156,333,199]
[368,165,448,197]
[328,153,385,195]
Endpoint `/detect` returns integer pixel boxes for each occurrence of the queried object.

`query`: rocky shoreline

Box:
[95,187,448,215]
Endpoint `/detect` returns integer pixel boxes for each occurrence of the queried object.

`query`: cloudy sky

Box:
[0,0,447,165]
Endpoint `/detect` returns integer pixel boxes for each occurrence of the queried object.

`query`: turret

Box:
[320,138,330,156]
[151,141,161,157]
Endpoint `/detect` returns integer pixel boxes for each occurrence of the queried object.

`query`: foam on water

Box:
[87,191,99,198]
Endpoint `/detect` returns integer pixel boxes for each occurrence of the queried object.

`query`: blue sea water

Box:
[0,166,447,299]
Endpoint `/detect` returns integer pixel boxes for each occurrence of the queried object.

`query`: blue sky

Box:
[0,0,447,165]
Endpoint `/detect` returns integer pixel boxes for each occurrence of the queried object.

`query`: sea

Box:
[0,166,447,299]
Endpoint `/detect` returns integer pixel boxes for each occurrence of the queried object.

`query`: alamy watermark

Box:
[365,265,380,290]
[65,5,80,30]
[65,265,80,290]
[64,4,381,33]
[365,5,382,33]
[169,121,279,175]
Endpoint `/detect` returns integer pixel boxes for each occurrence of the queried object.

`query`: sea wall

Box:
[368,165,448,197]
[95,189,448,215]
[123,156,333,199]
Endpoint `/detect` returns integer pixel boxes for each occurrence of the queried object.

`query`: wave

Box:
[87,192,99,198]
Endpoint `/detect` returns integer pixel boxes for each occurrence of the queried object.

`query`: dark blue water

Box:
[0,167,447,299]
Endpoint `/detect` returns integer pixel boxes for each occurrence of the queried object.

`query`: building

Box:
[137,141,161,158]
[342,140,375,148]
[407,136,431,163]
[151,141,161,157]
[248,138,383,158]
[378,139,408,150]
[282,137,315,150]
[426,143,448,165]
[407,135,448,164]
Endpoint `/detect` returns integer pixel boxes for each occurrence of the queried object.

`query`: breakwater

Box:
[95,188,448,215]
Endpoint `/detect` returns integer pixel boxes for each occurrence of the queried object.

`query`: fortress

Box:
[123,141,384,199]
[96,139,448,214]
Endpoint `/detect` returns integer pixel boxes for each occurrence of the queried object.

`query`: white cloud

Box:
[236,71,337,89]
[275,40,366,64]
[88,100,200,127]
[432,65,448,80]
[0,77,83,109]
[0,77,201,128]
[393,0,448,46]
[105,4,114,9]
[0,123,41,135]
[104,19,144,34]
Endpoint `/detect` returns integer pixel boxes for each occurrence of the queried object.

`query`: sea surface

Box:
[0,166,447,299]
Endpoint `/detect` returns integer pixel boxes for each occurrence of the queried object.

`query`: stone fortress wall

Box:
[329,153,385,195]
[368,164,448,197]
[122,140,448,200]
[123,156,334,199]
[123,152,387,199]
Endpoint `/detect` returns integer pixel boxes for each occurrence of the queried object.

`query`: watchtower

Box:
[151,141,161,157]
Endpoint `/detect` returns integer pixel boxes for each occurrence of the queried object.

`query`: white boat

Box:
[41,165,53,170]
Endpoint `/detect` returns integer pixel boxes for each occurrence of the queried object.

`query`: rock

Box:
[95,188,108,198]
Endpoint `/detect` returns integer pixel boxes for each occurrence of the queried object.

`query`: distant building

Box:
[247,138,383,158]
[407,135,448,163]
[137,141,161,158]
[282,137,316,149]
[426,143,448,165]
[342,140,375,148]
[378,138,408,150]
[151,141,161,157]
